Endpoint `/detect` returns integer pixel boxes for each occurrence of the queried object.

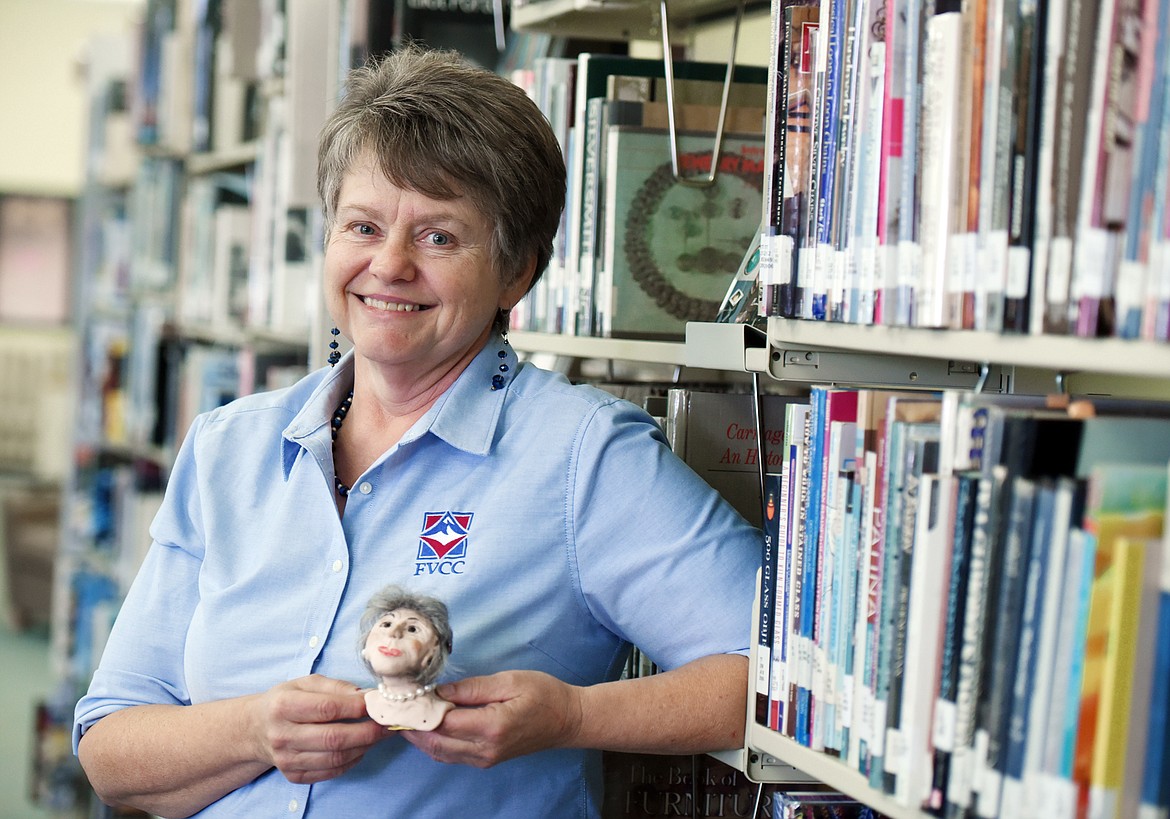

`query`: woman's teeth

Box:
[363,297,424,312]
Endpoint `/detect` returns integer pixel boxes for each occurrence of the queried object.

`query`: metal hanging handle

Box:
[658,0,745,187]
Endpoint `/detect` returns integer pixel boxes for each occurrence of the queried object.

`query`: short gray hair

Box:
[317,44,567,303]
[358,585,452,686]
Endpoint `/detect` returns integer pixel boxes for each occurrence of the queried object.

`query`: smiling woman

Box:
[72,44,760,819]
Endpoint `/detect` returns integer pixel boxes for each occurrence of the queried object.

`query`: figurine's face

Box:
[364,607,438,679]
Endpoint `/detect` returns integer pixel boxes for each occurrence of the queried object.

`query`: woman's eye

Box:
[427,232,450,246]
[356,224,375,236]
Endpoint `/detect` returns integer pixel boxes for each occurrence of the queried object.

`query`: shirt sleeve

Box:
[72,415,208,753]
[568,395,762,671]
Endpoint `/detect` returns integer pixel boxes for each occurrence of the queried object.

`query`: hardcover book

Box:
[599,118,767,340]
[664,389,800,528]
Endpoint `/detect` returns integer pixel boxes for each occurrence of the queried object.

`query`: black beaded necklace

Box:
[330,390,354,497]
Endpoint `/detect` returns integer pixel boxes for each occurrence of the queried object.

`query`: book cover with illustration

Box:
[600,123,766,340]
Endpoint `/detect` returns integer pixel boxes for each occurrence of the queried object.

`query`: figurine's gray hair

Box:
[358,585,452,686]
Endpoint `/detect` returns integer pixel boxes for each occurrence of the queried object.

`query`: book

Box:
[1073,463,1168,817]
[567,54,769,333]
[853,389,921,773]
[916,2,964,329]
[1044,0,1106,334]
[879,421,941,796]
[927,472,977,814]
[1070,0,1144,339]
[768,4,822,319]
[1137,465,1170,818]
[843,0,889,325]
[808,0,846,321]
[767,0,823,320]
[715,227,764,324]
[602,751,771,818]
[1118,522,1167,819]
[1118,0,1168,340]
[971,475,1036,819]
[773,790,886,818]
[1002,0,1048,333]
[818,389,860,753]
[996,479,1057,819]
[599,110,766,340]
[778,402,813,737]
[877,0,927,327]
[794,386,826,745]
[946,469,1008,819]
[896,472,954,809]
[663,389,798,528]
[1027,0,1067,336]
[1016,477,1082,819]
[759,471,784,726]
[870,395,941,787]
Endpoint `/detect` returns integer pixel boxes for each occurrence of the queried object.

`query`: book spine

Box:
[917,3,963,329]
[1004,0,1047,333]
[762,0,787,319]
[771,448,796,732]
[756,470,780,726]
[946,470,1005,819]
[790,402,812,739]
[811,0,845,320]
[929,472,976,814]
[997,481,1054,819]
[802,386,827,747]
[972,476,1036,819]
[777,7,823,318]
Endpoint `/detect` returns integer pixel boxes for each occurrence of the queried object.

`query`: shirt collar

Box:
[279,334,518,476]
[420,332,517,456]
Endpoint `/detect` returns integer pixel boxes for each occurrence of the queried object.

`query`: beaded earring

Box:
[328,327,341,367]
[491,331,510,391]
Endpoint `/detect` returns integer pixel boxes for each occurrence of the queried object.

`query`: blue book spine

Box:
[811,0,845,320]
[999,482,1054,805]
[1139,592,1170,810]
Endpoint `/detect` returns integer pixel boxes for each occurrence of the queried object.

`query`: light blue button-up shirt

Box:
[74,335,761,818]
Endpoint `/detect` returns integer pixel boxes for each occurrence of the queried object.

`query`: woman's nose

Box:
[369,237,417,282]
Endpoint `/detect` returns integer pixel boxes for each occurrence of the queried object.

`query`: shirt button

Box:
[358,481,372,494]
[308,636,319,649]
[332,559,343,572]
[288,799,298,812]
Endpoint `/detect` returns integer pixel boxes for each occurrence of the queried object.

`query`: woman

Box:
[359,585,454,731]
[74,46,761,818]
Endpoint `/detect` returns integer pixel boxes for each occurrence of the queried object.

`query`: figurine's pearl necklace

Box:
[378,682,436,703]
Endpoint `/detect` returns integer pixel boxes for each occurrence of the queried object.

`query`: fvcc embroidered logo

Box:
[414,511,473,576]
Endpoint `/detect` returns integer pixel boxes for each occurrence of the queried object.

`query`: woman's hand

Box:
[400,655,747,771]
[252,674,390,783]
[79,674,389,818]
[400,670,584,767]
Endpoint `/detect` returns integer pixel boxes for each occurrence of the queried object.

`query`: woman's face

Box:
[325,153,530,383]
[364,607,438,679]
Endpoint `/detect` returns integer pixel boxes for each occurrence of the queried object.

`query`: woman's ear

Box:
[500,255,539,310]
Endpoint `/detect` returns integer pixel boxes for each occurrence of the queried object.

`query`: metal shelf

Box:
[510,0,761,40]
[745,727,933,819]
[509,329,688,365]
[767,318,1170,382]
